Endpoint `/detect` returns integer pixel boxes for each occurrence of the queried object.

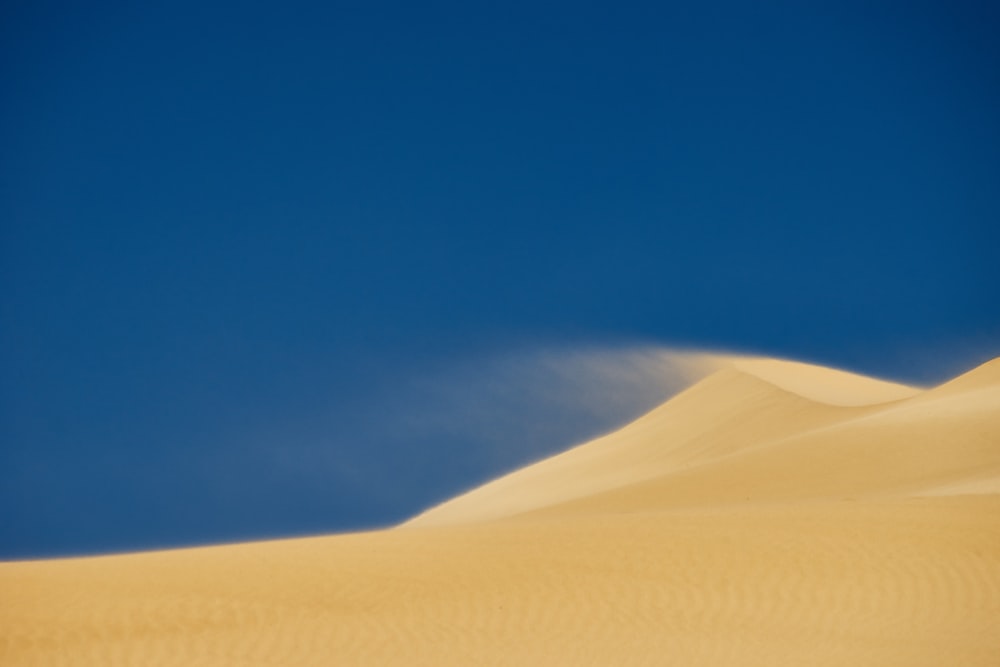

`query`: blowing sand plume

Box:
[2,355,999,666]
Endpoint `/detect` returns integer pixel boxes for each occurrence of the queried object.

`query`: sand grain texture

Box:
[3,357,999,666]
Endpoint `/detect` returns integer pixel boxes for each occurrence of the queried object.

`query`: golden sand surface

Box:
[3,356,999,666]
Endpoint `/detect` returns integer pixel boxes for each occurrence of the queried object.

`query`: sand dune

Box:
[2,356,999,666]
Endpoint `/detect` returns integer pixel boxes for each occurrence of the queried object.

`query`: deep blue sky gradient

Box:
[2,0,999,557]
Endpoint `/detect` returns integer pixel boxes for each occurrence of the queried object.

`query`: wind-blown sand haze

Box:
[3,355,999,665]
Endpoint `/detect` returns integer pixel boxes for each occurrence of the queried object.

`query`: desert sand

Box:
[2,355,999,666]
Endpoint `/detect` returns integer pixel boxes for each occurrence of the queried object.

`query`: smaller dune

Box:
[724,356,922,405]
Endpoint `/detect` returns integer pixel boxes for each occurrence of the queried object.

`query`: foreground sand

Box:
[3,356,999,666]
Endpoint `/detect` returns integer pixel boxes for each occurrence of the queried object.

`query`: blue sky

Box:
[2,0,998,557]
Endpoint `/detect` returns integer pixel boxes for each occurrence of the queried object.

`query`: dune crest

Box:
[2,355,998,666]
[719,355,922,405]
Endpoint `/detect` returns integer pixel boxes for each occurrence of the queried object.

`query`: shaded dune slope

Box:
[2,356,999,666]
